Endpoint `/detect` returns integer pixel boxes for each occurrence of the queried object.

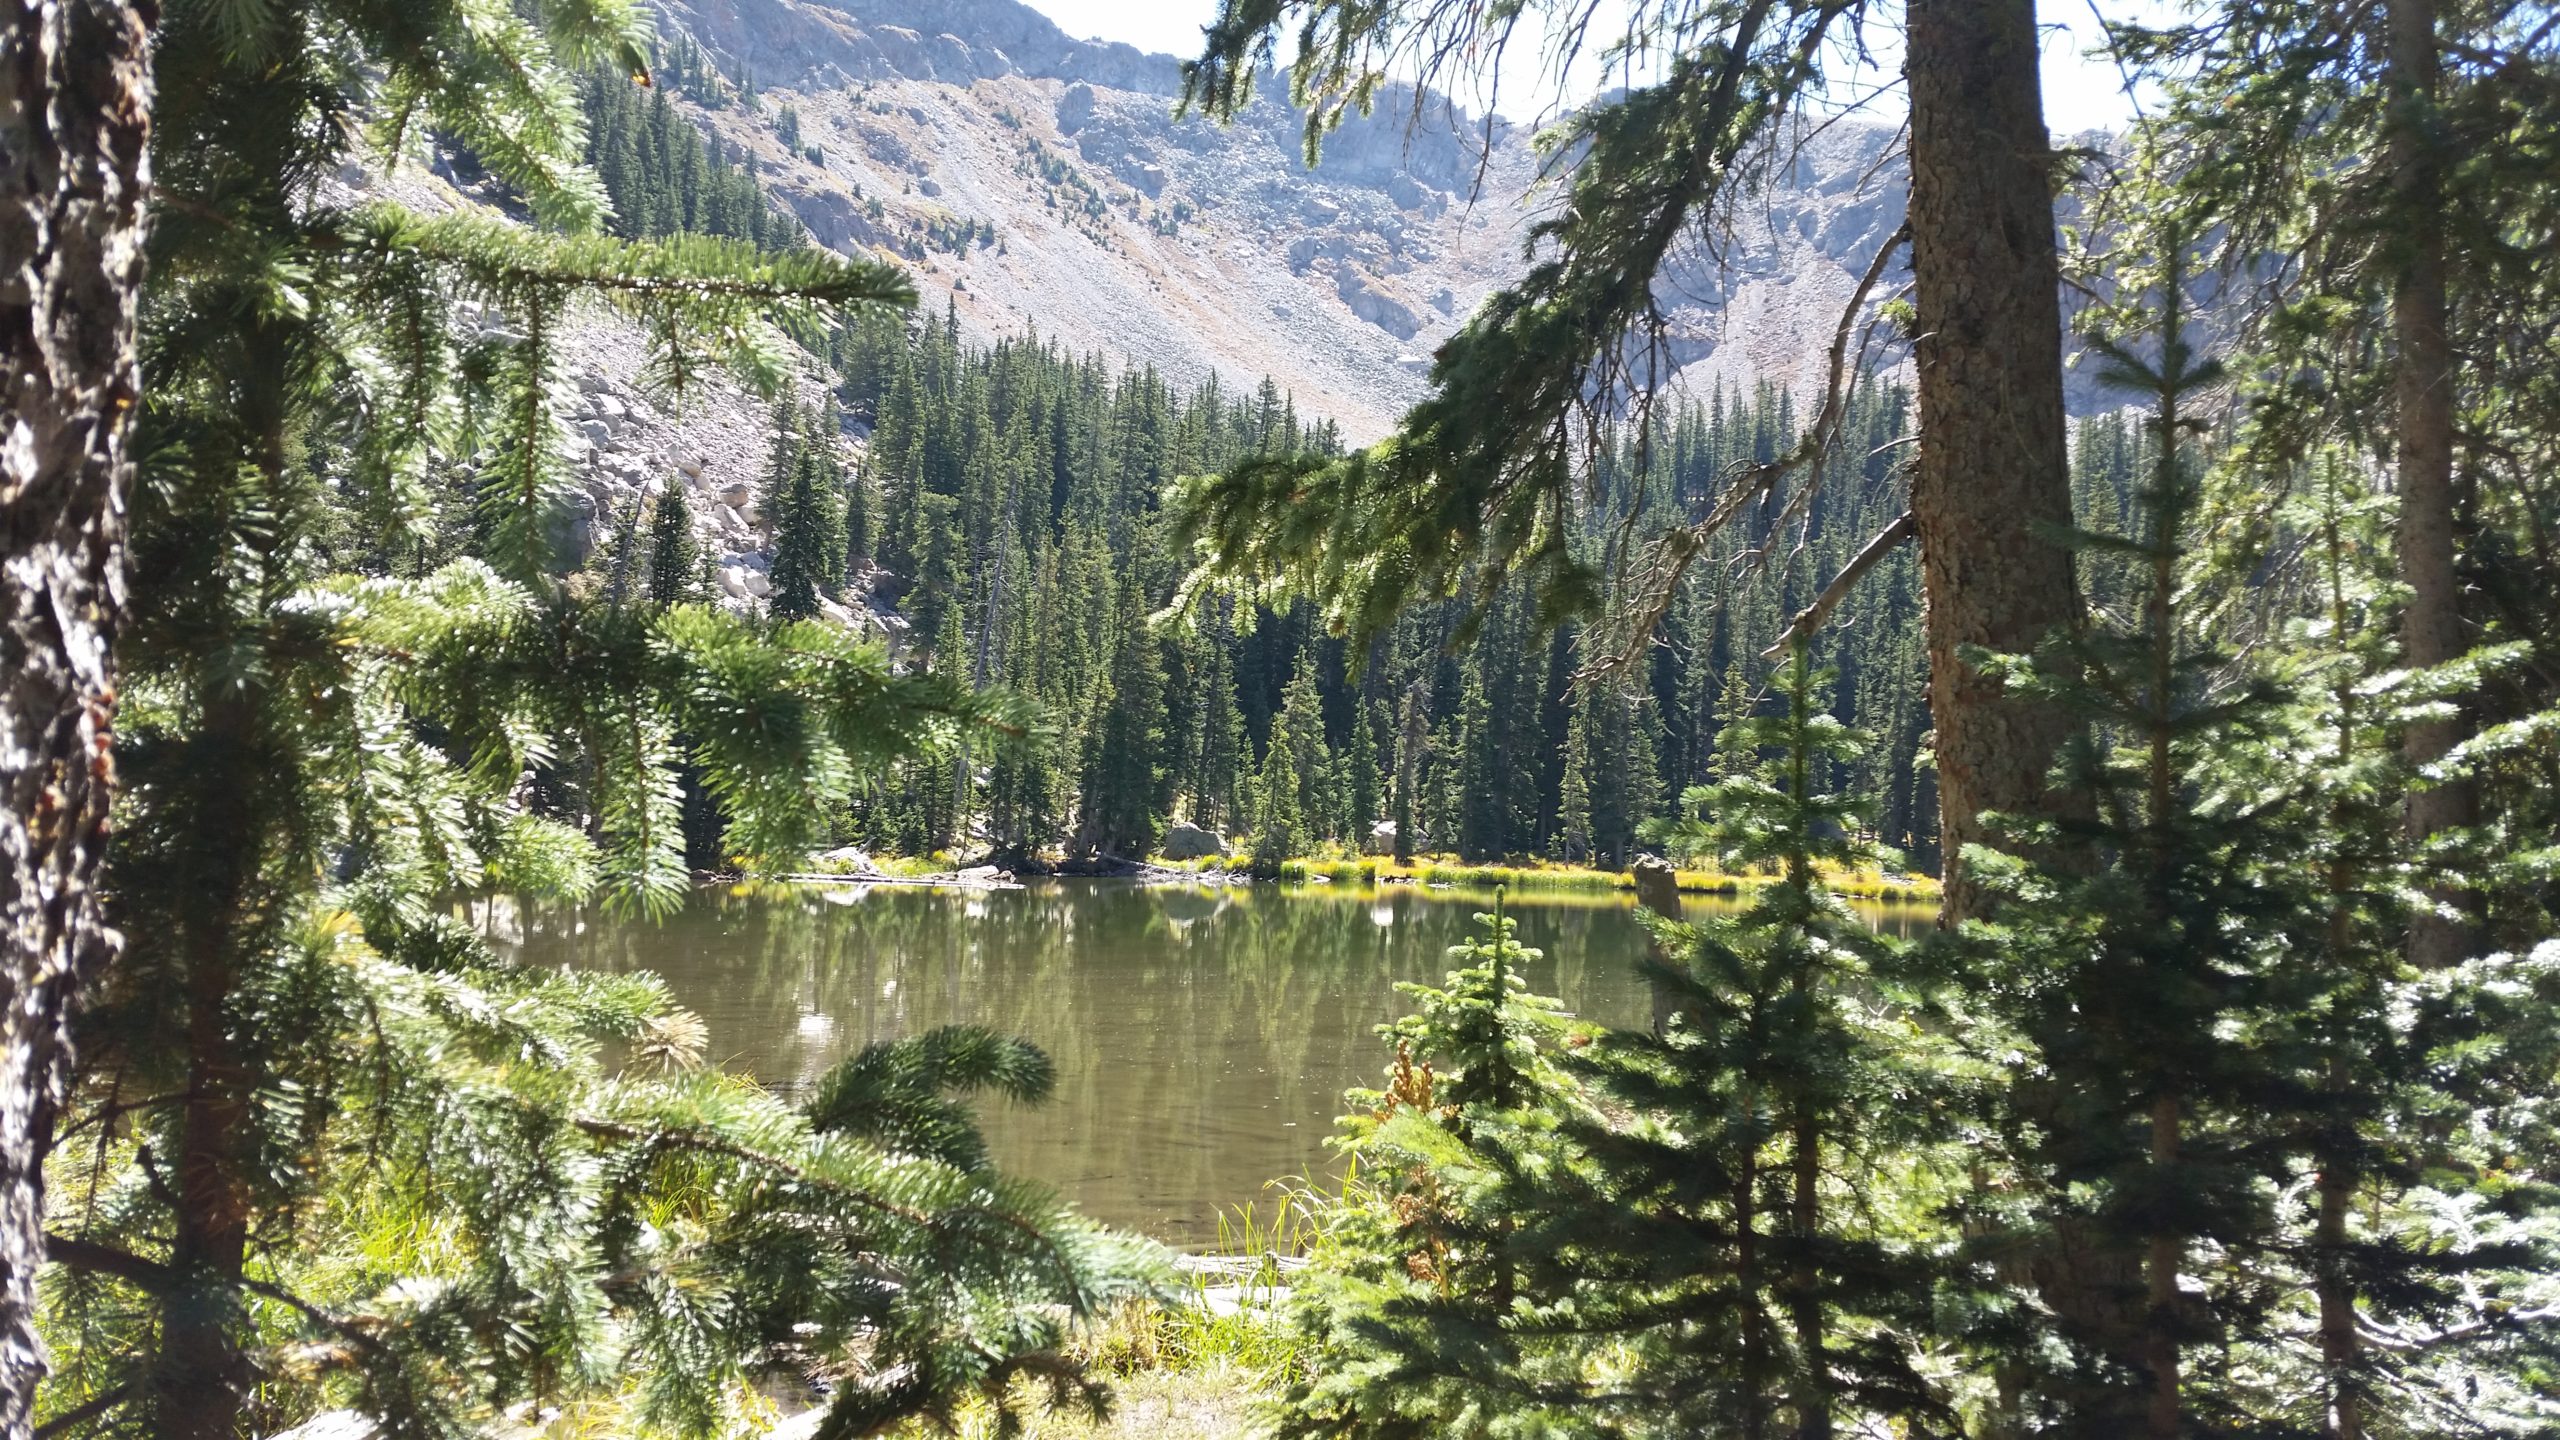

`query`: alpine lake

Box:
[488,878,1929,1247]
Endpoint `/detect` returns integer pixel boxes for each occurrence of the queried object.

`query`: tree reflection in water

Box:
[495,880,1923,1245]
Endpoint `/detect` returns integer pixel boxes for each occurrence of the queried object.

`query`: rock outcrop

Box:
[1161,824,1227,862]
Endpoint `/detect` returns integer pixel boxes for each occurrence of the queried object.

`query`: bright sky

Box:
[1018,0,2179,136]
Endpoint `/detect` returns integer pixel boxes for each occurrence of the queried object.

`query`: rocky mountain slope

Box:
[354,156,883,629]
[648,0,1930,440]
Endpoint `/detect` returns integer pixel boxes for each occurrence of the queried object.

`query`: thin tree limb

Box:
[1585,218,1912,680]
[2358,1302,2560,1354]
[1762,510,1916,660]
[43,1234,171,1290]
[32,1384,129,1439]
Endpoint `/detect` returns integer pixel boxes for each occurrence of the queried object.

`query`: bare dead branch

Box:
[1763,510,1916,658]
[1583,219,1911,681]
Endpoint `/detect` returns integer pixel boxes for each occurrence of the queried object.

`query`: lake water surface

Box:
[495,879,1920,1244]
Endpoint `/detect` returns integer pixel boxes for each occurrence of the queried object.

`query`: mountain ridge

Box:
[647,0,1946,440]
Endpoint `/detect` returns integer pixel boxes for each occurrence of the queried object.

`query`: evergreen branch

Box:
[573,1107,1115,1310]
[43,1235,172,1290]
[569,1116,987,1233]
[32,1385,130,1439]
[529,0,654,80]
[50,1088,189,1144]
[503,287,556,584]
[1611,214,1914,674]
[2357,1302,2560,1354]
[349,208,915,309]
[44,1235,379,1358]
[1169,1,1870,645]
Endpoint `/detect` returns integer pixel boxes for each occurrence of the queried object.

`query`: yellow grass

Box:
[1154,853,1940,908]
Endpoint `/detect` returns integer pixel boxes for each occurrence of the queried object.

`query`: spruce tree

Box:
[580,68,807,252]
[769,435,842,621]
[1452,670,1505,861]
[1557,685,1596,864]
[1279,645,1330,846]
[1962,230,2560,1438]
[1076,585,1170,858]
[646,479,699,608]
[1589,679,1663,866]
[1193,623,1249,832]
[927,602,972,849]
[1964,241,2329,1433]
[38,8,1155,1439]
[983,596,1068,866]
[1275,897,1581,1436]
[1346,696,1383,851]
[910,493,966,643]
[1250,715,1303,873]
[2244,451,2414,1438]
[1276,656,1966,1438]
[1590,649,1959,1437]
[843,461,873,572]
[2132,0,2560,969]
[1392,679,1428,864]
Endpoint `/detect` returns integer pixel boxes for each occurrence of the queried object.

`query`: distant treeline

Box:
[787,307,2142,871]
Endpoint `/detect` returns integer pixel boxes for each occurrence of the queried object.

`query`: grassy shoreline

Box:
[1152,854,1942,908]
[791,848,1940,909]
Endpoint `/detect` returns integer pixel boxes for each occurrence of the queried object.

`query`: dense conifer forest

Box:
[772,301,2157,874]
[574,70,1983,873]
[810,306,1940,870]
[578,56,813,252]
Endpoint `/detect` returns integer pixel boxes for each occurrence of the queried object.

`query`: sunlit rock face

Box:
[643,0,2165,443]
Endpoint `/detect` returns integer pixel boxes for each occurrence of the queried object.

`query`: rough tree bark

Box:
[1905,0,2086,926]
[1906,2,2144,1427]
[2385,0,2476,971]
[0,0,154,1432]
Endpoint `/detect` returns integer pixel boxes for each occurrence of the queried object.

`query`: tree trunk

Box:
[2315,1106,2364,1440]
[2317,497,2369,1440]
[0,1,153,1430]
[1790,1095,1827,1440]
[1906,4,2144,1426]
[1393,681,1424,867]
[1904,0,2085,925]
[1735,1123,1769,1440]
[2385,0,2475,970]
[2145,1096,2184,1440]
[161,870,251,1440]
